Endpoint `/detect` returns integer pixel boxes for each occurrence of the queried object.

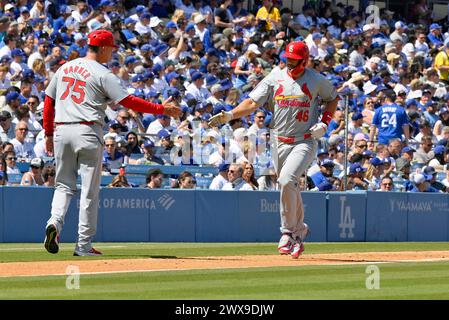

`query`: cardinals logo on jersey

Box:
[274,84,284,99]
[301,83,312,101]
[273,82,311,108]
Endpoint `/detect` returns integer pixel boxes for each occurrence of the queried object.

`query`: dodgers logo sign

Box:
[339,196,355,239]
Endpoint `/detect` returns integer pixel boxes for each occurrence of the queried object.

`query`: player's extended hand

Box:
[45,136,54,157]
[208,111,233,127]
[309,122,328,139]
[162,96,182,118]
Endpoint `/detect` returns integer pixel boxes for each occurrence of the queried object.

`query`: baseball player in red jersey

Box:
[43,30,181,256]
[209,41,339,258]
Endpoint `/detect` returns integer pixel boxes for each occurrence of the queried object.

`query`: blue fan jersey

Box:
[372,103,408,145]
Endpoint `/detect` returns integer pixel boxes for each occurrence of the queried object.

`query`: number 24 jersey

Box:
[372,103,408,144]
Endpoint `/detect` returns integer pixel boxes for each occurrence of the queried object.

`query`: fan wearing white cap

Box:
[4,3,14,13]
[260,41,278,71]
[20,157,45,186]
[362,24,374,36]
[344,71,364,95]
[389,21,408,44]
[149,16,164,40]
[206,84,226,108]
[234,43,261,89]
[365,56,381,73]
[193,14,211,47]
[409,173,440,193]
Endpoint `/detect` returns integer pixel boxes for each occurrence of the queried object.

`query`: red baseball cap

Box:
[284,41,309,61]
[87,30,119,48]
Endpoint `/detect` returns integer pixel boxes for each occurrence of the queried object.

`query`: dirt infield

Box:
[2,251,449,277]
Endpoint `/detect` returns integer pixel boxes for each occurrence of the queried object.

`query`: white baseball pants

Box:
[272,138,317,240]
[46,123,103,251]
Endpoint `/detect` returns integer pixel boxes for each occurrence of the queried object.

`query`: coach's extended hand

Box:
[162,96,182,118]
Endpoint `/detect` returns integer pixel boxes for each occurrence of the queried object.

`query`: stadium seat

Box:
[16,162,30,173]
[392,176,405,191]
[100,175,115,186]
[195,177,213,189]
[411,163,424,171]
[115,165,219,176]
[7,173,23,184]
[42,156,55,164]
[333,168,342,177]
[129,153,143,160]
[127,175,146,187]
[121,164,153,175]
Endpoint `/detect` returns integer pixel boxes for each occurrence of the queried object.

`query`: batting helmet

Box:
[87,30,119,48]
[284,41,309,61]
[284,41,309,79]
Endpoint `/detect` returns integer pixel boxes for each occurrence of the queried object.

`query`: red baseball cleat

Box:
[291,241,305,259]
[278,233,295,255]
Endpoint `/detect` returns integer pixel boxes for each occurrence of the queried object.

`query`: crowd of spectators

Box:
[0,0,449,192]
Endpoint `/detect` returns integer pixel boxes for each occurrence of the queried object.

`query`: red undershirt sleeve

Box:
[118,95,165,115]
[43,95,55,136]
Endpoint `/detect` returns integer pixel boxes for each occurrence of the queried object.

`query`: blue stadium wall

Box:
[0,187,449,242]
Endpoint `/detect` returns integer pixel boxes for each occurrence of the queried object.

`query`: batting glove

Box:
[208,111,233,127]
[309,122,328,139]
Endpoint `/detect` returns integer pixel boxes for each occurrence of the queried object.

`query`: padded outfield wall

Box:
[0,187,448,242]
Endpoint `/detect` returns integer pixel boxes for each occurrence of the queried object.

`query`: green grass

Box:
[1,242,449,263]
[1,262,449,299]
[2,242,449,299]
